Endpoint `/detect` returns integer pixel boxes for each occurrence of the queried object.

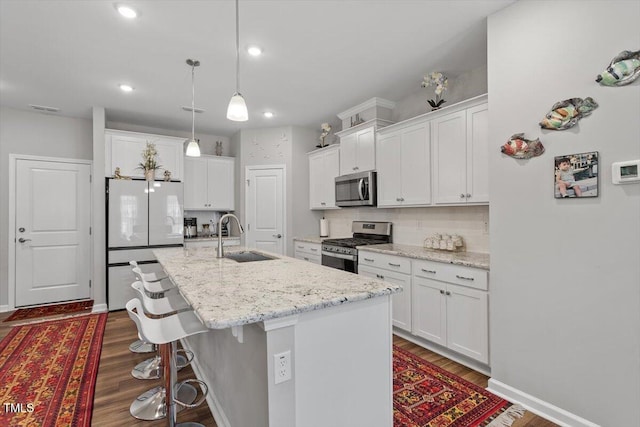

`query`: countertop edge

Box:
[357,244,490,270]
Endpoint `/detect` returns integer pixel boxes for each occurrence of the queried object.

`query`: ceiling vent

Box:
[181,106,205,113]
[29,104,60,113]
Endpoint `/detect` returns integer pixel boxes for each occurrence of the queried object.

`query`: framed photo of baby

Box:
[554,151,599,199]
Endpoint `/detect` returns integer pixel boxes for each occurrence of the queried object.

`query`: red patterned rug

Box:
[3,299,94,322]
[0,313,107,427]
[394,345,524,427]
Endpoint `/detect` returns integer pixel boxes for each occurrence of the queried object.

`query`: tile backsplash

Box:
[322,206,489,253]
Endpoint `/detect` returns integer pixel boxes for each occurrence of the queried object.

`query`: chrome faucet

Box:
[217,213,244,258]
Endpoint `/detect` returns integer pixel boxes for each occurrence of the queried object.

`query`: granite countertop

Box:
[184,235,240,242]
[357,243,490,270]
[293,236,327,244]
[152,246,401,329]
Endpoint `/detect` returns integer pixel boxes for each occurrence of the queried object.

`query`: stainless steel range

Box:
[321,221,392,273]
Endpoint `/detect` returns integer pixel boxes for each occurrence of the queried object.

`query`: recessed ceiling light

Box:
[263,111,274,118]
[116,4,138,19]
[119,84,134,92]
[247,46,263,57]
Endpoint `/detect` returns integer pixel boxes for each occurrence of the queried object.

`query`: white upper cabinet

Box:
[376,122,431,207]
[432,100,489,204]
[337,124,379,176]
[308,145,340,210]
[105,129,184,181]
[465,104,489,203]
[184,156,235,211]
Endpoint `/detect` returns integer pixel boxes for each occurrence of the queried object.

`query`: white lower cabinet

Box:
[358,251,411,332]
[412,260,489,364]
[294,241,321,264]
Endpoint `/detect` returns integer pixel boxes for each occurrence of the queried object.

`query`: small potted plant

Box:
[138,142,161,181]
[422,71,448,111]
[317,122,332,148]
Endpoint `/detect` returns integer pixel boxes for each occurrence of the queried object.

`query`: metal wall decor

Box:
[500,133,545,159]
[554,152,599,199]
[596,50,640,86]
[539,97,598,130]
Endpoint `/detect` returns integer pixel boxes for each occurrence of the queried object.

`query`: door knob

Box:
[18,238,32,243]
[273,234,282,238]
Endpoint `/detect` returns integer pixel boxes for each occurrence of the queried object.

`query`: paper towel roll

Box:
[320,218,329,237]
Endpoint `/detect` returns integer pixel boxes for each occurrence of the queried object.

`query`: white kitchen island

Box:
[153,246,401,427]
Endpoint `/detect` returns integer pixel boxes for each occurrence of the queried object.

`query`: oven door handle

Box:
[322,250,357,261]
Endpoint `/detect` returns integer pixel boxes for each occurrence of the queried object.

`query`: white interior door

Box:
[245,167,285,254]
[15,159,92,307]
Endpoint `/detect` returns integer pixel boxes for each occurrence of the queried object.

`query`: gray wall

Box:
[391,65,488,123]
[488,1,640,425]
[0,106,93,308]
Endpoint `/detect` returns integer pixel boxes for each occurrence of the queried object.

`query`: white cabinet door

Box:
[412,277,447,346]
[446,283,489,364]
[148,136,184,181]
[376,133,401,207]
[309,146,340,210]
[208,157,235,211]
[359,265,411,332]
[466,103,489,203]
[339,133,358,176]
[400,123,431,205]
[432,110,467,204]
[183,156,235,211]
[109,133,148,178]
[356,127,376,172]
[184,157,209,209]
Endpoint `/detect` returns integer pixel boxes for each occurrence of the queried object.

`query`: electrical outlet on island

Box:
[274,350,292,384]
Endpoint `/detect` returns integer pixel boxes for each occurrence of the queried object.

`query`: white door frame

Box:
[7,154,93,311]
[244,164,287,253]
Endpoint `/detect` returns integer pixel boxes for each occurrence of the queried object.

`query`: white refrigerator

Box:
[106,179,183,310]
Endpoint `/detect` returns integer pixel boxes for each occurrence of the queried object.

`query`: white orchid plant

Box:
[138,142,161,172]
[318,122,332,147]
[421,71,449,109]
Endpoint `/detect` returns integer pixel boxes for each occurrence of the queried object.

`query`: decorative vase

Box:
[144,169,155,181]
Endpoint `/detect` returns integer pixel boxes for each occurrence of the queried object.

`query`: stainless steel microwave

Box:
[335,171,376,207]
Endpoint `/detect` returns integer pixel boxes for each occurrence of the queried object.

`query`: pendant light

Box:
[185,59,201,157]
[226,0,248,121]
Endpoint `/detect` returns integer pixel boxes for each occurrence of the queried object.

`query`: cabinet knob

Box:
[466,193,471,198]
[439,289,445,294]
[445,291,451,296]
[321,202,326,205]
[460,193,465,199]
[399,197,405,202]
[396,198,400,202]
[421,268,436,274]
[455,274,474,281]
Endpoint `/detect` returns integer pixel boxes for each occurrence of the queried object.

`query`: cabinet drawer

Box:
[413,259,487,291]
[294,241,321,255]
[295,252,321,265]
[358,251,411,274]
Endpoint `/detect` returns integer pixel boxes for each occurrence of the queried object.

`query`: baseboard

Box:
[92,303,108,313]
[0,305,10,313]
[487,379,601,427]
[394,329,491,376]
[180,338,231,427]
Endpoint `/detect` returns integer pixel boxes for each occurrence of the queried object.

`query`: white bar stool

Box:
[129,263,175,354]
[130,281,194,380]
[126,298,209,426]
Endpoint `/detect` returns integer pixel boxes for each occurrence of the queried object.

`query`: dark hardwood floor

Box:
[1,309,556,427]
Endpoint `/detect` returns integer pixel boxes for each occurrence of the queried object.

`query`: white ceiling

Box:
[0,0,515,137]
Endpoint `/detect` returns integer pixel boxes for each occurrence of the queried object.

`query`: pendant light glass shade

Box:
[227,0,248,122]
[227,92,248,121]
[185,59,201,157]
[185,139,201,157]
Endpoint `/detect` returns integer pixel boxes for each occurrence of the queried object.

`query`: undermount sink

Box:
[225,251,277,263]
